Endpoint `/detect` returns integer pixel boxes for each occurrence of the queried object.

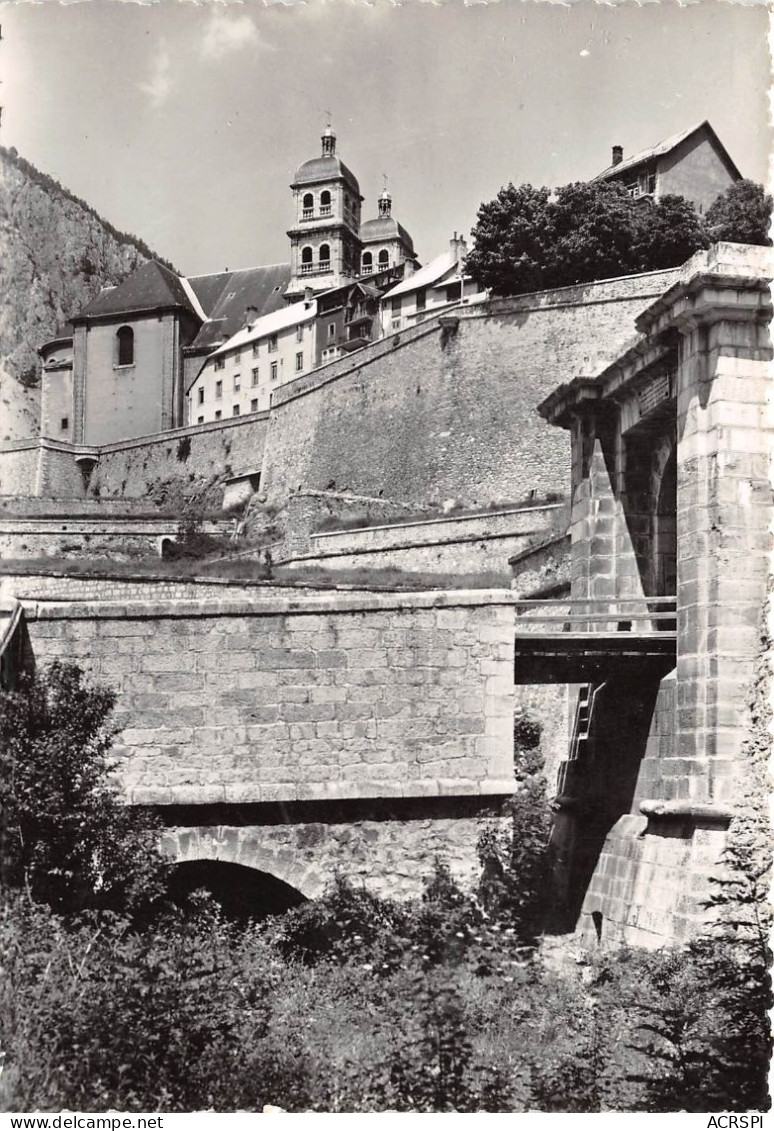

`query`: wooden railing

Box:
[513,595,676,636]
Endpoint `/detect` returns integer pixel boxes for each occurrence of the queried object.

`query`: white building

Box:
[187,297,317,424]
[379,234,485,336]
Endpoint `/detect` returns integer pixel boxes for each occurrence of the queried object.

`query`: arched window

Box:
[302,192,314,210]
[319,243,331,264]
[116,326,134,366]
[362,251,373,271]
[378,249,390,267]
[320,190,331,207]
[301,246,313,264]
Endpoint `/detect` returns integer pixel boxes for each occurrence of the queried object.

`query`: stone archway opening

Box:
[167,860,307,922]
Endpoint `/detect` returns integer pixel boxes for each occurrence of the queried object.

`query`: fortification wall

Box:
[1,571,328,603]
[86,413,270,508]
[0,441,40,496]
[25,591,517,808]
[0,517,231,560]
[281,504,568,579]
[262,269,681,512]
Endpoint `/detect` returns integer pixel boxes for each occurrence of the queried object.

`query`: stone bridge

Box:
[14,590,521,912]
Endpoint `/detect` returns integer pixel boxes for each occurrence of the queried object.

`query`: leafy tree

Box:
[0,662,167,915]
[463,183,554,296]
[466,180,713,295]
[705,179,772,246]
[632,193,710,271]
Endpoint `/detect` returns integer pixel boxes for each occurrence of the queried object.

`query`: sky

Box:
[0,0,770,277]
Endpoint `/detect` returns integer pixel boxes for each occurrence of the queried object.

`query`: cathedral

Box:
[38,126,426,446]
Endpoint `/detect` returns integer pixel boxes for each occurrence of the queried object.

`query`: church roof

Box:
[292,154,361,195]
[76,260,202,321]
[594,120,742,183]
[360,215,416,256]
[186,263,292,352]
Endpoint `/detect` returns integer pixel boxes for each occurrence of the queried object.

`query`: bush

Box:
[0,662,167,916]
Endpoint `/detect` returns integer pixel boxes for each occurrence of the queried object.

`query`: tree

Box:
[463,183,554,296]
[632,194,710,272]
[466,180,710,296]
[705,179,772,246]
[0,662,167,915]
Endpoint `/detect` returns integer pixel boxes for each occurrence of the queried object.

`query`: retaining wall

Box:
[86,413,270,508]
[282,503,568,579]
[0,517,232,560]
[262,269,681,512]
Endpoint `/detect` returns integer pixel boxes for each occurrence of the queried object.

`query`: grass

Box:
[2,555,512,591]
[312,492,566,535]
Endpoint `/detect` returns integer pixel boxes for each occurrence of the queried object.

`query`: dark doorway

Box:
[654,448,677,597]
[168,860,307,922]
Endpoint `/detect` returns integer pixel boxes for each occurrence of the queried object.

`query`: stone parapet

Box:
[25,589,518,808]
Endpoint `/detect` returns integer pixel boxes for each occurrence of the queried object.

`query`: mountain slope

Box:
[0,145,175,440]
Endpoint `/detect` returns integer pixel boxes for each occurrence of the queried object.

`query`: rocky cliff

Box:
[0,146,174,440]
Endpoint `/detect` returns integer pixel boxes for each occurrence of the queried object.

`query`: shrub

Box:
[0,662,167,916]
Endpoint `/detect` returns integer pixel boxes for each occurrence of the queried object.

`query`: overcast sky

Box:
[1,0,770,277]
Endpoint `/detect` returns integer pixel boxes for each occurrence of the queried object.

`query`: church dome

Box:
[359,215,415,256]
[292,154,360,194]
[291,126,360,195]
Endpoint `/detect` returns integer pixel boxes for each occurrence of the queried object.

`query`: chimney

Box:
[244,305,258,328]
[612,145,623,167]
[449,231,467,264]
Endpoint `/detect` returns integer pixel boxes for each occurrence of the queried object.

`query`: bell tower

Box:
[286,125,364,300]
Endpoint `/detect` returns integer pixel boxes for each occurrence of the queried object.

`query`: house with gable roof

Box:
[594,120,741,212]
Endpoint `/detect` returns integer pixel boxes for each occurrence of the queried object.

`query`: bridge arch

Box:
[161,826,330,904]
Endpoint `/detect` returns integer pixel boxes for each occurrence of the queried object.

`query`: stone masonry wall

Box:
[0,441,41,497]
[281,504,568,579]
[0,572,317,604]
[86,413,270,508]
[24,591,517,807]
[263,270,681,512]
[0,517,231,559]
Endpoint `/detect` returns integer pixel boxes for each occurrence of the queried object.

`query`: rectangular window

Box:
[60,417,69,431]
[296,324,304,343]
[215,356,225,371]
[232,350,241,366]
[268,335,278,353]
[215,380,222,399]
[252,367,259,386]
[328,323,336,341]
[232,405,240,417]
[415,288,426,312]
[197,387,204,405]
[250,398,258,413]
[214,410,222,420]
[197,416,204,424]
[270,361,278,381]
[446,282,462,303]
[295,352,304,372]
[391,297,401,315]
[234,374,240,392]
[252,342,260,358]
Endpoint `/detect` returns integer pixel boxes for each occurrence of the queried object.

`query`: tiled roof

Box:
[76,260,202,320]
[594,120,741,183]
[381,250,458,300]
[187,264,292,352]
[207,298,317,361]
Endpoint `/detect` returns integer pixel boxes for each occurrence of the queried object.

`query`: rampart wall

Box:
[281,503,569,579]
[86,413,270,507]
[0,517,231,560]
[262,269,681,512]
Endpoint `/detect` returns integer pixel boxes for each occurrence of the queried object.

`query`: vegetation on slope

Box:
[0,665,769,1113]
